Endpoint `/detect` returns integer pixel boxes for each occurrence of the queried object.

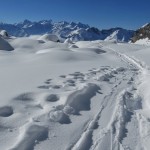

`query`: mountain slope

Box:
[132,23,150,43]
[104,28,134,42]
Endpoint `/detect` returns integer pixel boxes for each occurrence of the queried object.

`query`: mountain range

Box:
[0,20,135,42]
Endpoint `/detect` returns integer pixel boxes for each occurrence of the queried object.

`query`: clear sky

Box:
[0,0,149,30]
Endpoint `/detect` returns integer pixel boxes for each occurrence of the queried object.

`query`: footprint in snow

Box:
[37,85,50,89]
[44,79,52,84]
[0,106,13,117]
[69,72,85,77]
[116,67,126,72]
[51,85,62,89]
[46,94,59,102]
[14,92,35,101]
[63,79,76,86]
[46,79,52,82]
[44,81,51,84]
[59,75,66,78]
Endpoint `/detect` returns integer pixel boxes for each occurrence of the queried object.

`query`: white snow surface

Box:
[141,23,149,28]
[0,30,9,38]
[38,34,59,42]
[135,38,150,45]
[0,37,150,150]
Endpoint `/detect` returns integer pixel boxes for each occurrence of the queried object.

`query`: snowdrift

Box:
[0,30,9,38]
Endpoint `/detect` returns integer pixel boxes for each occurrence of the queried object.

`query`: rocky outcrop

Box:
[131,23,150,43]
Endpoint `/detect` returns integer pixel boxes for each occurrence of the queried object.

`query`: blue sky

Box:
[0,0,149,29]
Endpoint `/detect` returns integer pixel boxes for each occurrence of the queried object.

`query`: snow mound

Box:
[0,36,14,51]
[0,30,9,38]
[11,124,48,150]
[38,34,59,42]
[49,109,71,124]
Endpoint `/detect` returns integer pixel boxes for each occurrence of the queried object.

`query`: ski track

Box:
[2,43,149,150]
[101,46,149,150]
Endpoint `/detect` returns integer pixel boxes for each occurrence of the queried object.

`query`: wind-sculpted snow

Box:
[66,83,100,115]
[10,124,48,150]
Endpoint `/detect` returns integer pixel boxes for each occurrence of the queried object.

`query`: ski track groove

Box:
[72,70,136,149]
[102,46,148,150]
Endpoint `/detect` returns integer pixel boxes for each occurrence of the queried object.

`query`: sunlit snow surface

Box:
[0,36,150,150]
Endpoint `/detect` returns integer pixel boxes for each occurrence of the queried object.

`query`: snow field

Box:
[0,37,149,149]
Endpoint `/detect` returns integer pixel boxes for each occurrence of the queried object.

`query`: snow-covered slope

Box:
[0,20,134,42]
[0,36,150,150]
[38,34,59,42]
[104,28,134,42]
